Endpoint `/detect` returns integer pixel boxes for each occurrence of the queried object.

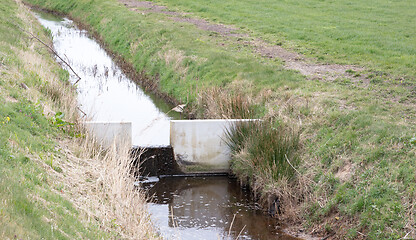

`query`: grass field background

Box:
[156,0,416,78]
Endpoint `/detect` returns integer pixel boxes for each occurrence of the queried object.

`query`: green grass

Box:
[155,0,416,78]
[0,0,112,238]
[301,102,416,238]
[0,84,108,239]
[21,0,416,238]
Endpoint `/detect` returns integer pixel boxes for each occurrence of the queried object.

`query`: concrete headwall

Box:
[170,119,254,172]
[84,121,132,148]
[84,120,253,173]
[130,146,183,177]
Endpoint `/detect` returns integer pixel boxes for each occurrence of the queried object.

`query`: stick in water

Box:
[14,22,82,84]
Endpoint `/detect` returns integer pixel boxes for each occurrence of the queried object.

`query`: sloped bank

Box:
[0,0,158,238]
[22,0,416,239]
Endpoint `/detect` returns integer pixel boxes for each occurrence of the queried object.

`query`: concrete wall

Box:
[170,119,254,172]
[84,121,132,148]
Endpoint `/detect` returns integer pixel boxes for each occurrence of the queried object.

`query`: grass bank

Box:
[21,0,416,239]
[0,0,158,238]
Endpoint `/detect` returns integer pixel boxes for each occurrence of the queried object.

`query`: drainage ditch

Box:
[35,10,301,240]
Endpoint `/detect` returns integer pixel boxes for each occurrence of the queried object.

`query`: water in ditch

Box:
[35,11,301,240]
[141,176,301,240]
[35,12,178,147]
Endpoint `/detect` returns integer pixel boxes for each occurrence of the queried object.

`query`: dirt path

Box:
[119,0,365,82]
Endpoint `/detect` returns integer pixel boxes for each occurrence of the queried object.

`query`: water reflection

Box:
[35,13,176,146]
[142,177,300,240]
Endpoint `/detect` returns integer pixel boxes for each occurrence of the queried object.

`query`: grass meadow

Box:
[157,0,416,78]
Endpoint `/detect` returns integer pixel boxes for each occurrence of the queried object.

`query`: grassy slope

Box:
[0,0,114,238]
[21,0,416,239]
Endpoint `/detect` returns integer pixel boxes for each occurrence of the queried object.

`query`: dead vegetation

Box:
[195,87,256,119]
[49,136,158,239]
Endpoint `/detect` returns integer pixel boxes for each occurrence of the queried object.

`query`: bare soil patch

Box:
[119,0,183,16]
[170,16,243,36]
[119,0,365,82]
[250,39,364,81]
[334,161,354,182]
[5,95,19,103]
[120,0,166,11]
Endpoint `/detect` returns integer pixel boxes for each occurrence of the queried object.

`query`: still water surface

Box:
[36,12,174,146]
[35,11,300,240]
[141,176,300,240]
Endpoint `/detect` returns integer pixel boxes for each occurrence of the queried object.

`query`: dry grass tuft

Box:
[197,87,255,119]
[159,48,188,76]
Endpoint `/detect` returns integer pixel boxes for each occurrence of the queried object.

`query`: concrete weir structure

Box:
[86,119,253,173]
[170,119,252,173]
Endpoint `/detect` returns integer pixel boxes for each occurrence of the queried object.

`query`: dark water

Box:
[35,11,300,240]
[140,176,300,240]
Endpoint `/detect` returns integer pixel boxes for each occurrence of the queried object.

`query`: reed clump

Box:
[225,120,300,186]
[199,86,304,215]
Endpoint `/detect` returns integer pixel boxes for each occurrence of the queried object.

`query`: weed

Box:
[51,111,74,135]
[410,137,416,146]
